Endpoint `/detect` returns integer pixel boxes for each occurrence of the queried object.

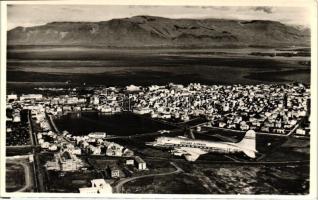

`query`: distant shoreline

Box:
[6,46,311,93]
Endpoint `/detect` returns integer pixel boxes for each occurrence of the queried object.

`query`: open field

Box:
[6,146,34,156]
[6,163,26,192]
[122,162,309,194]
[6,156,35,193]
[45,170,103,193]
[123,173,210,194]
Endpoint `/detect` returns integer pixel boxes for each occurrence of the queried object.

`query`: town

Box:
[6,82,311,193]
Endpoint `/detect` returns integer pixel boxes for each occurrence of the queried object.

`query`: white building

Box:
[126,85,140,92]
[134,156,146,170]
[106,143,124,157]
[29,155,34,163]
[79,179,112,194]
[296,128,306,135]
[7,94,18,101]
[79,187,99,194]
[41,142,50,149]
[20,94,43,101]
[88,132,106,139]
[126,159,134,165]
[13,115,21,123]
[48,145,58,151]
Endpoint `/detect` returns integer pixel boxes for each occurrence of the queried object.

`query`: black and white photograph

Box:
[1,0,317,198]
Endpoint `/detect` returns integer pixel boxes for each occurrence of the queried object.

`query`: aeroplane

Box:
[146,130,257,161]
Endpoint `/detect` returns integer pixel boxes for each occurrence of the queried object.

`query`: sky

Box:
[7,4,311,30]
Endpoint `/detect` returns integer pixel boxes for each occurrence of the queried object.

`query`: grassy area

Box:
[122,173,210,194]
[87,157,176,179]
[122,161,309,194]
[144,160,175,173]
[88,158,119,170]
[6,147,33,156]
[201,164,309,194]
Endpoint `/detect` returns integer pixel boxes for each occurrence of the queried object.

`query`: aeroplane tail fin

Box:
[237,130,257,158]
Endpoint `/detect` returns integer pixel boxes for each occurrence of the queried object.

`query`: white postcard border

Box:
[0,0,317,199]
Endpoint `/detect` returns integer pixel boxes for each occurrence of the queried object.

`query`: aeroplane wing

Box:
[172,147,208,162]
[212,134,238,143]
[195,132,238,143]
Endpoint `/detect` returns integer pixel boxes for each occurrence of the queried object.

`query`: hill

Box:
[7,15,310,47]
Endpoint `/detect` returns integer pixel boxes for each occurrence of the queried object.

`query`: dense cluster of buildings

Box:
[43,87,124,115]
[45,148,86,171]
[129,83,311,135]
[6,82,311,148]
[6,92,146,174]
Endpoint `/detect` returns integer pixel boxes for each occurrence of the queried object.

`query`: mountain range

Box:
[7,15,310,47]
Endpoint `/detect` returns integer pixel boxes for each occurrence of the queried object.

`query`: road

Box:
[135,113,183,128]
[106,129,180,140]
[140,155,309,165]
[6,161,32,192]
[46,112,73,143]
[113,162,183,193]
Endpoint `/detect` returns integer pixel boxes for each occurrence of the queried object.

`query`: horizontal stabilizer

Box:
[237,130,257,158]
[237,130,257,152]
[243,149,256,158]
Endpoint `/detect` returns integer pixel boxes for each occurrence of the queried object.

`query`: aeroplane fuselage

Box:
[147,130,257,161]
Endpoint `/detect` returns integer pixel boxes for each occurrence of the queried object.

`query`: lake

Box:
[54,112,174,136]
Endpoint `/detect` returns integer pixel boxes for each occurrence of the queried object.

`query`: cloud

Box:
[253,7,273,14]
[61,6,84,13]
[200,6,230,10]
[128,5,160,9]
